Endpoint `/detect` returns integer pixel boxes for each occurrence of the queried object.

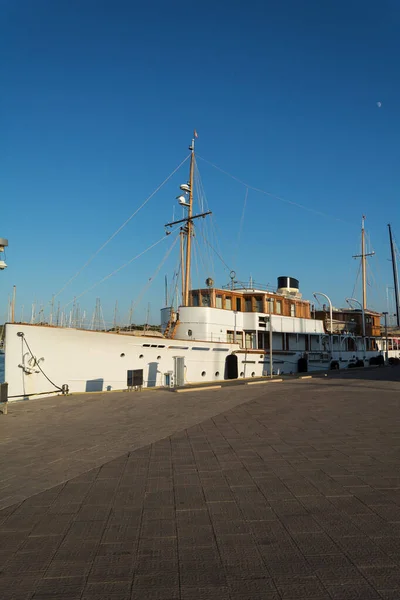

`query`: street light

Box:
[267,297,273,378]
[346,297,365,353]
[313,292,333,351]
[382,311,389,363]
[0,238,8,270]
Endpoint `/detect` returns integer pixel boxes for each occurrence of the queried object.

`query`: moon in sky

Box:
[377,101,382,108]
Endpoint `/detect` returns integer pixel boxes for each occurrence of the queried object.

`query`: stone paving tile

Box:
[226,576,278,600]
[275,575,330,599]
[180,587,232,600]
[1,370,400,599]
[131,588,180,600]
[81,580,132,599]
[32,575,87,598]
[325,582,383,599]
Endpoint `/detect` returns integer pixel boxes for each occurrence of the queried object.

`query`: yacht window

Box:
[236,298,242,311]
[255,297,263,312]
[192,293,199,307]
[202,294,211,307]
[245,297,252,312]
[275,300,282,315]
[245,331,257,349]
[227,330,242,345]
[216,295,222,308]
[290,304,296,317]
[225,296,232,310]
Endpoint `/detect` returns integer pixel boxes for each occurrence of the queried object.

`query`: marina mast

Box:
[388,223,400,327]
[353,216,374,310]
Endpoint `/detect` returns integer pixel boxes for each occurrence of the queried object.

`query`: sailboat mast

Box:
[361,216,367,310]
[184,136,195,306]
[353,216,374,310]
[388,223,400,327]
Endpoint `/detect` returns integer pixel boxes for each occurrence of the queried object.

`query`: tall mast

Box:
[184,135,195,306]
[361,216,367,310]
[353,215,374,310]
[164,132,212,306]
[49,294,54,325]
[388,223,400,327]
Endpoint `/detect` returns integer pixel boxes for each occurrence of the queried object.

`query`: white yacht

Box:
[4,137,399,400]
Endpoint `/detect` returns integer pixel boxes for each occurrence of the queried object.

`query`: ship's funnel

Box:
[277,276,301,298]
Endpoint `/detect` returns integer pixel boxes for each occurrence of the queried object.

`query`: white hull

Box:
[4,322,398,401]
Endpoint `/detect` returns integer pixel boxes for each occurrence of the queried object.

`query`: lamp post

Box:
[268,298,273,378]
[0,238,8,270]
[313,292,333,351]
[346,297,366,354]
[382,311,389,363]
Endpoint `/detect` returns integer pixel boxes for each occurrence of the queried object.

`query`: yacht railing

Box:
[222,281,276,292]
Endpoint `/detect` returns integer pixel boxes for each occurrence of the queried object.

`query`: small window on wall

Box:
[348,337,355,351]
[275,300,282,315]
[245,297,252,312]
[290,304,296,317]
[236,298,242,311]
[227,330,243,345]
[255,297,263,312]
[192,293,199,307]
[225,296,232,310]
[216,295,222,308]
[245,332,256,349]
[202,294,211,307]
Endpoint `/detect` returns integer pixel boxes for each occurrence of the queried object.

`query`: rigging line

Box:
[167,253,181,306]
[193,208,214,280]
[200,217,220,281]
[170,263,181,310]
[197,154,349,224]
[64,229,180,307]
[198,230,232,273]
[194,162,205,213]
[131,234,179,311]
[193,237,201,290]
[351,261,362,300]
[195,159,224,260]
[195,232,212,284]
[234,187,249,267]
[197,218,214,281]
[55,154,190,299]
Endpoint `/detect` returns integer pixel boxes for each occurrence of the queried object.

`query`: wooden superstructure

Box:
[314,308,381,337]
[189,288,311,319]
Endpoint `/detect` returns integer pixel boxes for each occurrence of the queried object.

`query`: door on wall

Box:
[174,357,185,387]
[225,354,238,379]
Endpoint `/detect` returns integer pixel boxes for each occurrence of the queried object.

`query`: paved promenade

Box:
[1,368,400,599]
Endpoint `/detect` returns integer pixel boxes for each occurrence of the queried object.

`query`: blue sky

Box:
[1,0,400,325]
